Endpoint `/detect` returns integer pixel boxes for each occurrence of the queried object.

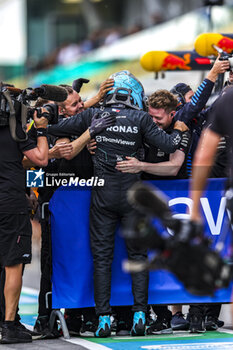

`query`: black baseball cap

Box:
[172,83,192,96]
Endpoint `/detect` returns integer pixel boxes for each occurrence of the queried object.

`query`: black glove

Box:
[89,111,116,138]
[72,78,90,93]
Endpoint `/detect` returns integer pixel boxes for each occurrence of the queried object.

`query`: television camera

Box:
[0,82,68,142]
[124,182,232,296]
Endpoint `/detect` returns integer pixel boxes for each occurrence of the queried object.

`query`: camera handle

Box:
[3,90,28,142]
[35,107,50,120]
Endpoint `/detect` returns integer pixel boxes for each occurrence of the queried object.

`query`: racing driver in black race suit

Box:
[48,71,188,338]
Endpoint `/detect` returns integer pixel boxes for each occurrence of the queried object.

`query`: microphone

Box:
[72,78,90,93]
[3,86,22,96]
[127,182,169,218]
[127,182,180,231]
[33,84,68,102]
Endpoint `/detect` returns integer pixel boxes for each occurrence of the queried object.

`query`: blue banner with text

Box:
[50,178,232,308]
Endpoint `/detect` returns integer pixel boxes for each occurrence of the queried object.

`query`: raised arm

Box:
[176,55,230,124]
[23,110,49,167]
[84,79,114,109]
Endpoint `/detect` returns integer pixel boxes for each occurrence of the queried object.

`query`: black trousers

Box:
[90,178,149,316]
[38,205,53,317]
[151,305,172,321]
[189,304,221,318]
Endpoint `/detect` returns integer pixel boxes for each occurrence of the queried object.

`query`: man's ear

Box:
[170,111,176,118]
[58,105,63,114]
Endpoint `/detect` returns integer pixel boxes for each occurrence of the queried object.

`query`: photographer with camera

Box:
[0,107,49,344]
[170,64,229,331]
[189,86,233,329]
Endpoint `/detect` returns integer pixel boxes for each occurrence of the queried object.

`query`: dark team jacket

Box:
[174,78,214,175]
[207,87,233,182]
[27,125,61,203]
[142,120,191,180]
[175,78,214,126]
[48,106,183,179]
[0,127,36,213]
[210,136,229,178]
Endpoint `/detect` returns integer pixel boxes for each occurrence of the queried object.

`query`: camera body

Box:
[219,53,233,71]
[0,85,59,142]
[27,104,59,126]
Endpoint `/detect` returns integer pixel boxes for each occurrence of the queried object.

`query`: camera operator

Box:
[189,85,233,331]
[171,66,231,333]
[168,58,229,329]
[170,75,228,332]
[0,109,49,344]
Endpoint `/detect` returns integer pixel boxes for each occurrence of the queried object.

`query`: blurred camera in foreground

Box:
[123,182,232,296]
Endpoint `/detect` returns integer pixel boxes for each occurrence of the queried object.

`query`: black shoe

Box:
[216,318,224,328]
[147,319,173,335]
[189,314,206,333]
[171,312,189,330]
[0,322,32,344]
[64,313,82,336]
[80,320,97,335]
[34,315,60,339]
[204,316,218,331]
[15,320,42,340]
[116,320,131,336]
